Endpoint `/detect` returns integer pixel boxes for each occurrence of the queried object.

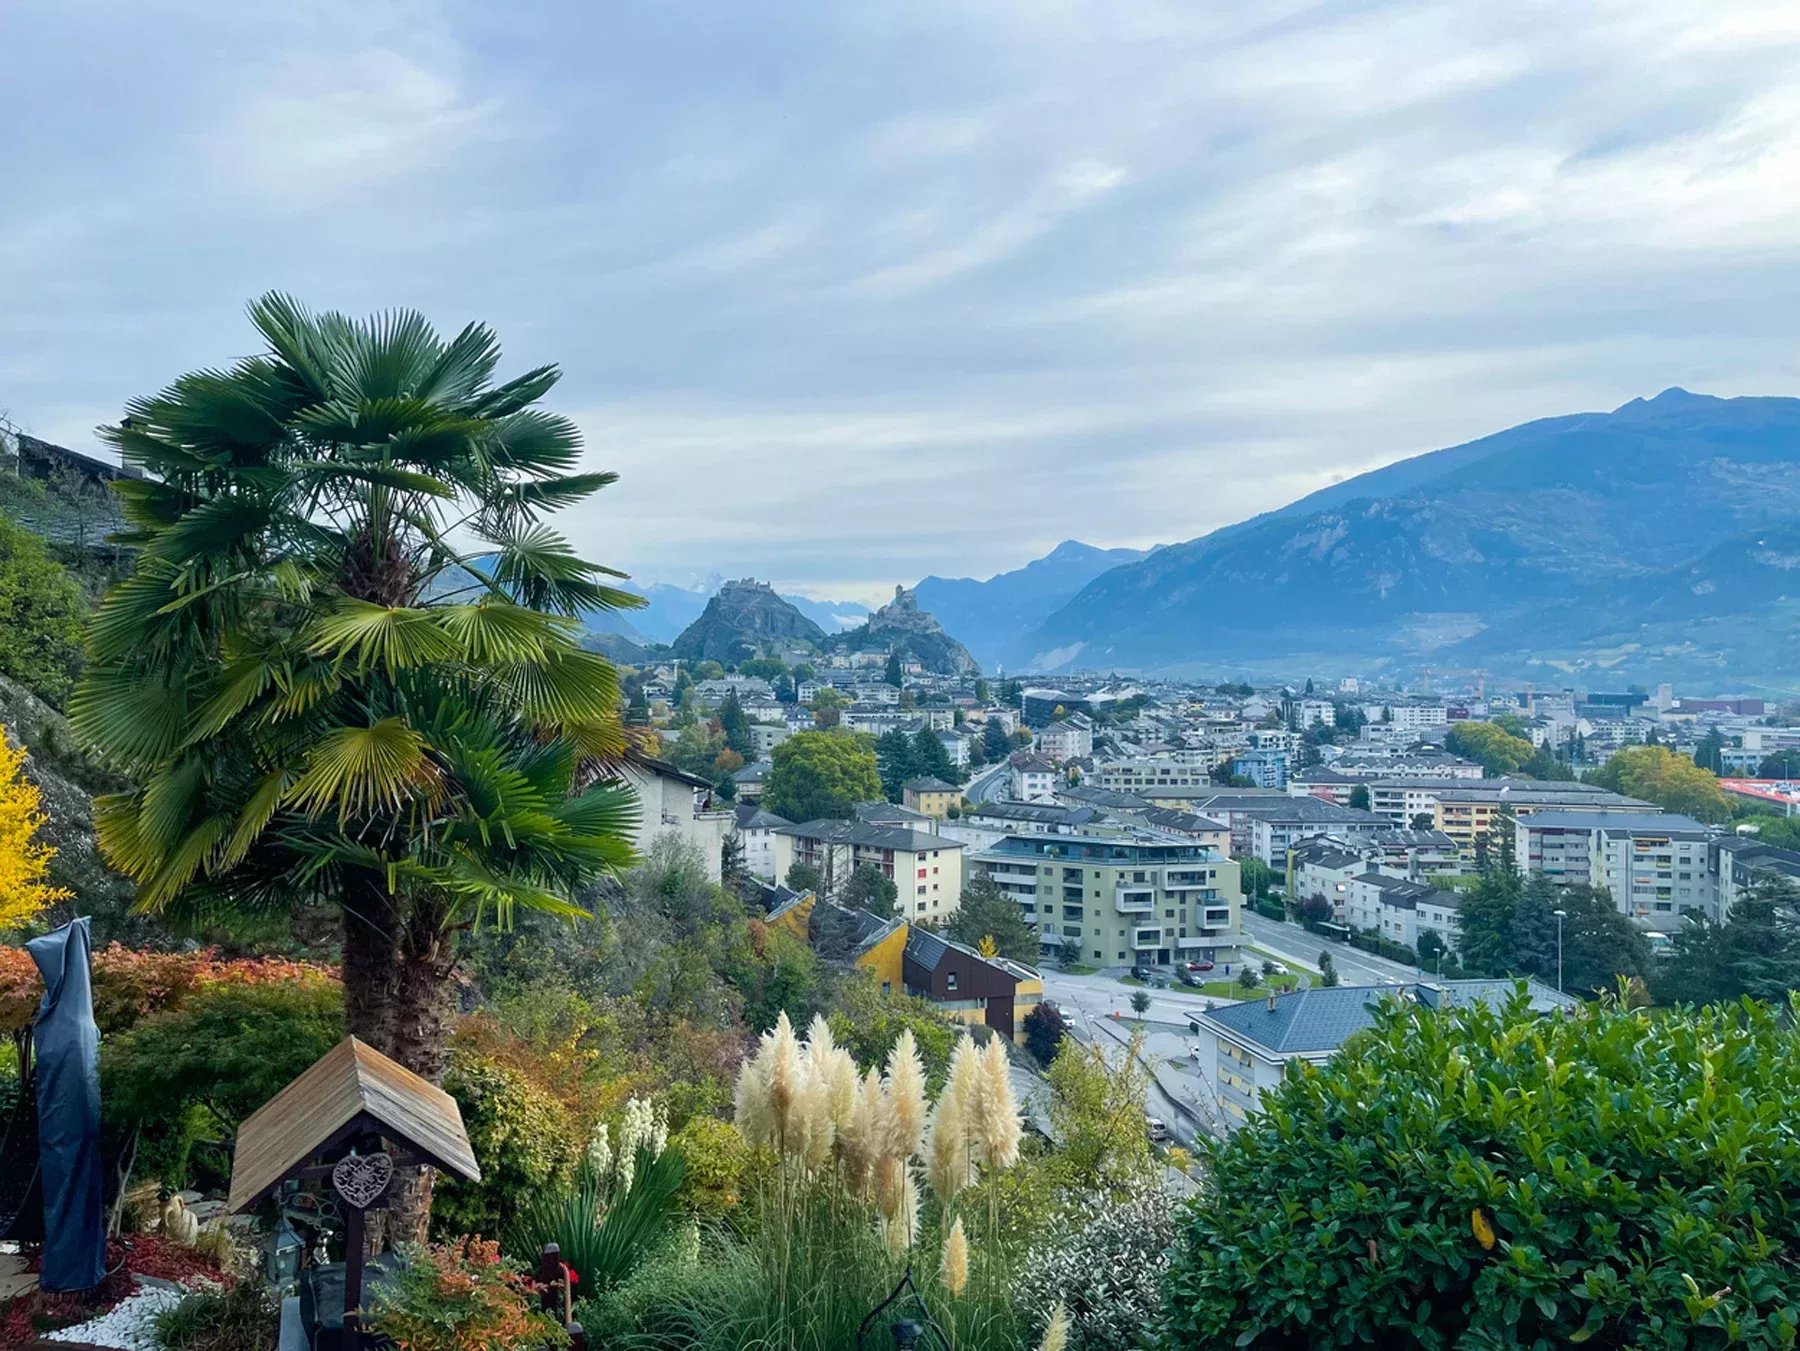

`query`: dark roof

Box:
[1520,810,1710,834]
[1351,872,1458,910]
[626,749,716,791]
[731,762,770,784]
[777,818,963,853]
[903,776,959,793]
[820,900,905,953]
[903,927,1029,980]
[734,801,792,831]
[1137,806,1228,834]
[1369,828,1458,849]
[1009,751,1055,772]
[1292,843,1365,871]
[853,800,936,827]
[1230,797,1385,824]
[1194,979,1573,1056]
[970,800,1099,827]
[1058,785,1154,809]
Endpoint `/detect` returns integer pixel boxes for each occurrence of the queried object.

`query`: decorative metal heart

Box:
[331,1152,394,1210]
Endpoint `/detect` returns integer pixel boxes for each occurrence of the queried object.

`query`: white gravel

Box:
[43,1285,189,1350]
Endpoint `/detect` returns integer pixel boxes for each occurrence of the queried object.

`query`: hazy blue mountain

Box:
[1020,390,1800,684]
[914,540,1151,670]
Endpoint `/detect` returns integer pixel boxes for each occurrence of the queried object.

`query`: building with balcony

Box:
[968,831,1242,967]
[620,751,737,882]
[772,820,965,922]
[1343,873,1463,952]
[1431,782,1657,861]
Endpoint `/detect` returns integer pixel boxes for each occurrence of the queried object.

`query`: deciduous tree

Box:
[764,730,881,822]
[0,731,72,932]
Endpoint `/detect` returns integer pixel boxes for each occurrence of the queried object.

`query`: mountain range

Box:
[914,540,1153,671]
[1015,389,1800,685]
[592,575,868,646]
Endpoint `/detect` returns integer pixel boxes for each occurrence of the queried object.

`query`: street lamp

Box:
[1553,908,1567,994]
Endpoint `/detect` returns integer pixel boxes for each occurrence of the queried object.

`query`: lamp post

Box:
[1553,908,1567,994]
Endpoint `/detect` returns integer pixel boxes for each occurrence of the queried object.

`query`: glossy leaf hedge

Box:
[1160,990,1800,1348]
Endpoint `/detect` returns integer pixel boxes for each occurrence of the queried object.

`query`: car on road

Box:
[1176,968,1202,987]
[1129,965,1156,982]
[1184,960,1215,972]
[1145,1116,1170,1143]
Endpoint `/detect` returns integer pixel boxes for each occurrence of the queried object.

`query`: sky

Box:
[5,1,1800,604]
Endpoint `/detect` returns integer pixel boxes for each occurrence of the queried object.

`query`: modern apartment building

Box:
[969,832,1242,967]
[772,820,966,922]
[1094,758,1213,793]
[1037,714,1094,762]
[1432,782,1657,860]
[1343,873,1463,952]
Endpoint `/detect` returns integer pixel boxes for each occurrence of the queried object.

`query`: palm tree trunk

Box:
[341,887,458,1247]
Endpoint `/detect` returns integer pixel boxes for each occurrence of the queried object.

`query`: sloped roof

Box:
[228,1037,480,1215]
[778,818,962,852]
[734,801,791,831]
[903,776,959,793]
[1195,979,1573,1057]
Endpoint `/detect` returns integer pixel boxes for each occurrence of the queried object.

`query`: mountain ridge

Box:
[1018,389,1800,684]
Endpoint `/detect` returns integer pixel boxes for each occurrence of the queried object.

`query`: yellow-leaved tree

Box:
[0,730,69,932]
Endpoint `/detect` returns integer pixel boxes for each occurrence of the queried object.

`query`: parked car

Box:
[1177,969,1202,987]
[1185,960,1215,972]
[1145,1116,1170,1143]
[1130,965,1155,981]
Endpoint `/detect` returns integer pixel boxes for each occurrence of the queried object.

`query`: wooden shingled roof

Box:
[227,1036,481,1215]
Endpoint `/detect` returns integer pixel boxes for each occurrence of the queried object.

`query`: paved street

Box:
[1237,909,1420,986]
[965,761,1010,804]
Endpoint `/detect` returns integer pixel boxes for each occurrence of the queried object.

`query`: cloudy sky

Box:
[6,1,1800,603]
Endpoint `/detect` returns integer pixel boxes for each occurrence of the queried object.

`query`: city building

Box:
[1008,751,1058,803]
[902,928,1043,1043]
[732,802,792,880]
[1719,779,1800,816]
[1037,714,1094,762]
[1432,782,1658,860]
[1245,799,1389,868]
[772,820,965,922]
[1094,758,1213,793]
[969,831,1242,967]
[1190,979,1575,1128]
[1343,873,1463,952]
[619,752,736,882]
[1231,748,1290,789]
[1592,817,1717,923]
[902,776,961,819]
[1710,836,1800,922]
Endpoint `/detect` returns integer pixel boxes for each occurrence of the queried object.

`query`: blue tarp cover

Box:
[28,917,105,1291]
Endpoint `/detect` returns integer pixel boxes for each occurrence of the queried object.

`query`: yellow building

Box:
[766,887,910,996]
[1432,783,1659,860]
[901,777,961,819]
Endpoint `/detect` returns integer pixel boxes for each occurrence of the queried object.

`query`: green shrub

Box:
[1159,991,1800,1347]
[153,1281,279,1351]
[1347,926,1418,965]
[436,1046,580,1238]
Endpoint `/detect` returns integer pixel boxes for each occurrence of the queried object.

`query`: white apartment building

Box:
[1009,752,1058,803]
[1037,716,1094,763]
[620,753,736,882]
[732,802,791,880]
[1344,873,1463,952]
[1095,758,1212,793]
[772,819,966,922]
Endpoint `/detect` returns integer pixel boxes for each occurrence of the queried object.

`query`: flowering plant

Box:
[364,1237,567,1351]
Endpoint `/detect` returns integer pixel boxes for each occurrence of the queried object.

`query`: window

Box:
[946,972,958,991]
[881,981,891,995]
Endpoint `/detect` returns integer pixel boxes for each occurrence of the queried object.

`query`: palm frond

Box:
[246,292,333,401]
[338,307,443,402]
[492,471,620,518]
[286,719,435,822]
[217,769,293,869]
[138,755,208,849]
[92,792,160,882]
[86,567,186,664]
[487,409,583,474]
[306,599,458,675]
[68,670,190,769]
[469,364,560,418]
[418,321,503,404]
[433,603,578,665]
[503,649,621,725]
[137,814,232,911]
[188,658,279,740]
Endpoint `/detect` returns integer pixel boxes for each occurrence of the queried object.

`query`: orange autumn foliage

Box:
[0,941,336,1035]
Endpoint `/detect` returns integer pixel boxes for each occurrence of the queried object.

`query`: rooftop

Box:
[778,818,963,853]
[1522,810,1711,834]
[1193,979,1574,1057]
[902,776,959,793]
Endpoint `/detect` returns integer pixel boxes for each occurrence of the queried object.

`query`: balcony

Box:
[1132,927,1163,949]
[1114,883,1155,914]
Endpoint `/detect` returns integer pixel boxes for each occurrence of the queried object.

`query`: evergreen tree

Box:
[885,651,903,687]
[1693,726,1727,776]
[841,862,899,918]
[719,687,755,760]
[946,874,1040,961]
[876,728,918,802]
[982,717,1010,763]
[1655,876,1800,1004]
[911,727,959,784]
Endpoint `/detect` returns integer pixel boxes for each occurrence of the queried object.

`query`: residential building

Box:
[1710,836,1800,922]
[1592,817,1717,923]
[1231,748,1290,789]
[1038,714,1094,762]
[1094,758,1212,793]
[1378,702,1450,732]
[1289,840,1368,918]
[1245,799,1388,868]
[1190,979,1575,1128]
[1009,751,1058,803]
[1286,768,1363,806]
[1432,782,1657,860]
[732,802,792,880]
[940,801,1101,851]
[730,760,770,801]
[619,752,735,882]
[1366,777,1482,828]
[936,728,969,769]
[902,776,961,819]
[773,820,965,922]
[1343,873,1462,952]
[902,928,1043,1043]
[1285,697,1337,729]
[853,799,938,832]
[969,831,1242,967]
[761,887,909,995]
[750,724,791,758]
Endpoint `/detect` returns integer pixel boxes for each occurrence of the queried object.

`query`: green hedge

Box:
[1159,991,1800,1346]
[1347,928,1417,965]
[1251,897,1287,921]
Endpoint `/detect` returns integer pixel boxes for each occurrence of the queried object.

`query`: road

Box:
[965,761,1010,805]
[1237,909,1420,986]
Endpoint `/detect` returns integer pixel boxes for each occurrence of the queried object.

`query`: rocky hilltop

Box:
[670,579,825,663]
[833,585,980,675]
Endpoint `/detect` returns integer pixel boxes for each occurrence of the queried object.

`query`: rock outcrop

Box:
[670,579,826,664]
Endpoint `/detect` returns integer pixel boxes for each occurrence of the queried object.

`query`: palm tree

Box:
[71,295,641,1236]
